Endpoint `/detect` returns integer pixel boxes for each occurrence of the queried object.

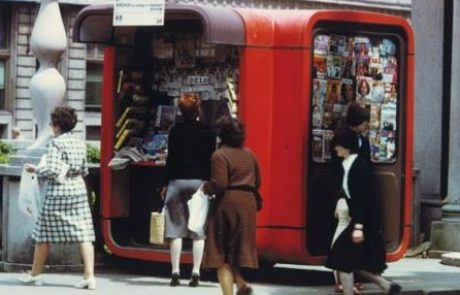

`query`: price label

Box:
[113,0,165,26]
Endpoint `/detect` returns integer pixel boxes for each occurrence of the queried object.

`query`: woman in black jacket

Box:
[161,93,216,287]
[326,128,401,295]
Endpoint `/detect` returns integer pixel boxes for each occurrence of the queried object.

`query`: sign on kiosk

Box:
[113,0,165,26]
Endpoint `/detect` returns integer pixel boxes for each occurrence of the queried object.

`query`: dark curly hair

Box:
[50,106,78,133]
[217,117,245,148]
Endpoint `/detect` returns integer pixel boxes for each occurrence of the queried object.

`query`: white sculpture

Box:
[28,0,67,149]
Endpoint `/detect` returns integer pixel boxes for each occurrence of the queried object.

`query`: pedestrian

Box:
[203,117,261,295]
[160,92,216,287]
[18,106,96,289]
[326,128,402,295]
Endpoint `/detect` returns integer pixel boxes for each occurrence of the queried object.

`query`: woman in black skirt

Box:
[326,128,401,295]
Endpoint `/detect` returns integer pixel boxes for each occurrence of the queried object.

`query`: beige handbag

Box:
[149,208,165,245]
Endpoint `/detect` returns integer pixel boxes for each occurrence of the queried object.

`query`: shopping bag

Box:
[18,168,42,220]
[149,208,165,245]
[187,186,210,233]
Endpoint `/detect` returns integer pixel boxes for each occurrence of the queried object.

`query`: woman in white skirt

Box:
[18,106,96,289]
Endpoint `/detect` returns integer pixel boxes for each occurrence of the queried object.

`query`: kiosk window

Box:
[311,33,398,164]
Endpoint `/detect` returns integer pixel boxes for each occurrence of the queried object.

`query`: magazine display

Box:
[111,32,240,166]
[312,33,399,163]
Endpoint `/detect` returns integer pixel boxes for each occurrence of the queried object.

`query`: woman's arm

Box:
[35,142,63,179]
[203,152,228,195]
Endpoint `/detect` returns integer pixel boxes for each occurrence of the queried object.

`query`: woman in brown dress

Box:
[203,118,261,295]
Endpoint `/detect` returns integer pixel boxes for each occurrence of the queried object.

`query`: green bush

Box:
[0,141,14,164]
[86,144,100,163]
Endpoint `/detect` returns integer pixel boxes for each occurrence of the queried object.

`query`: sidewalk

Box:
[0,257,458,294]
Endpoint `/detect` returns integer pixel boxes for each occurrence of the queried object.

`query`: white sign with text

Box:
[113,0,165,26]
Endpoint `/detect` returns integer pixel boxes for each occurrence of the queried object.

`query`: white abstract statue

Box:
[28,0,66,149]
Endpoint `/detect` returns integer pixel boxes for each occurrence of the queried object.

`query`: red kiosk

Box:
[73,4,414,265]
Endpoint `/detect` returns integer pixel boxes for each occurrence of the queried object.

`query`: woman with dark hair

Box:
[326,128,401,295]
[203,118,261,295]
[19,106,96,289]
[161,93,216,287]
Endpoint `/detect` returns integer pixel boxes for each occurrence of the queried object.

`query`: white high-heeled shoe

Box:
[18,273,43,286]
[74,277,96,290]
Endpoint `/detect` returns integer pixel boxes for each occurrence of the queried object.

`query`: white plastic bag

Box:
[18,168,42,220]
[187,186,210,233]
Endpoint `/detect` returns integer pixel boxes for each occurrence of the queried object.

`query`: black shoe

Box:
[388,282,402,295]
[188,273,200,287]
[170,273,180,287]
[237,285,254,295]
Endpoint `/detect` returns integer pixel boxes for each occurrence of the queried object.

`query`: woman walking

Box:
[203,118,261,295]
[18,106,96,289]
[326,127,401,295]
[161,93,216,287]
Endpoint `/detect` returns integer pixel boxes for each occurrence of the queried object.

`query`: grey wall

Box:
[447,0,460,201]
[411,0,445,198]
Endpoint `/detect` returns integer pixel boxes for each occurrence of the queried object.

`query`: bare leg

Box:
[338,271,354,295]
[356,270,391,292]
[217,263,234,295]
[80,242,95,279]
[232,266,248,290]
[170,238,182,274]
[31,243,50,276]
[192,239,204,275]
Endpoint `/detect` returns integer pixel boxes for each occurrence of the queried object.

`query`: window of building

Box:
[85,44,104,111]
[0,4,10,110]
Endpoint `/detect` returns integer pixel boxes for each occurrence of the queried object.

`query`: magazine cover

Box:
[313,79,327,103]
[379,38,396,57]
[325,80,340,110]
[370,103,381,130]
[323,130,334,161]
[339,78,355,104]
[354,37,371,60]
[314,35,330,56]
[381,130,396,161]
[383,56,398,83]
[371,80,385,103]
[384,82,397,104]
[343,37,355,57]
[380,103,397,131]
[356,76,373,102]
[356,60,369,77]
[341,57,355,78]
[326,56,342,79]
[175,36,196,68]
[314,55,327,79]
[329,34,346,56]
[154,39,174,59]
[312,129,324,162]
[369,130,380,162]
[312,104,323,128]
[155,105,177,131]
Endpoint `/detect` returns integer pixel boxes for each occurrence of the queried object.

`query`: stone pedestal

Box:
[0,141,82,272]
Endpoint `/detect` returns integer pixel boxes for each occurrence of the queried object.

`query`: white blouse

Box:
[341,154,358,199]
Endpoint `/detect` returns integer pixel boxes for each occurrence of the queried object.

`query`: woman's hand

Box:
[160,186,167,200]
[352,229,364,244]
[24,164,36,173]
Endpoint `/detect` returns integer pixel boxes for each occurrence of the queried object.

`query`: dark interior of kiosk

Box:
[109,20,240,249]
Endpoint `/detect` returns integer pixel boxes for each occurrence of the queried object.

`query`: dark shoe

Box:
[170,273,180,287]
[237,284,254,295]
[388,282,402,295]
[188,273,200,287]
